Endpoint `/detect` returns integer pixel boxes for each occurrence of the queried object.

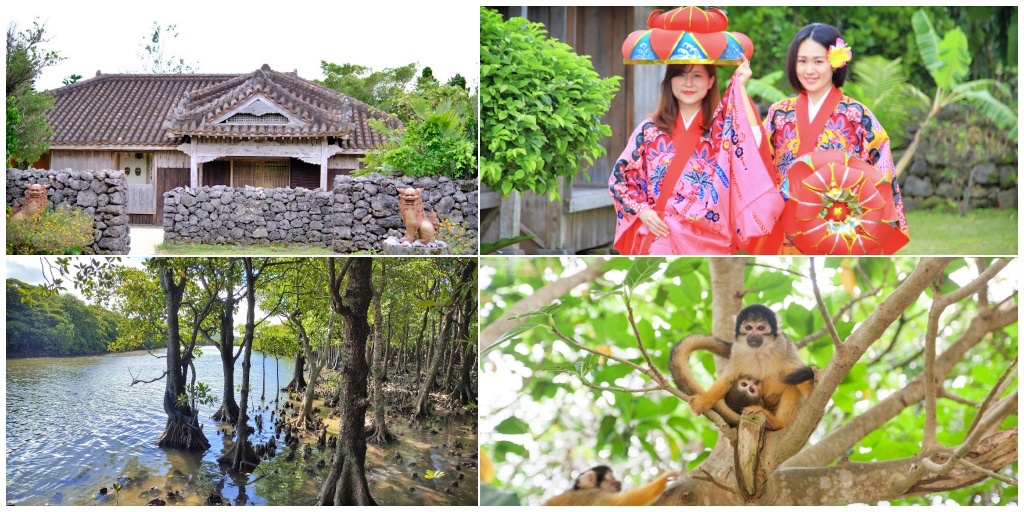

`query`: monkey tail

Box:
[669,335,731,395]
[782,366,815,385]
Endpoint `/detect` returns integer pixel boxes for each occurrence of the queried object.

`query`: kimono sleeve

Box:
[609,121,656,217]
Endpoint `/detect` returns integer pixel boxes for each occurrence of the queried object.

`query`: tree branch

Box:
[773,257,955,468]
[130,368,168,385]
[808,258,842,348]
[481,258,610,350]
[784,304,1017,468]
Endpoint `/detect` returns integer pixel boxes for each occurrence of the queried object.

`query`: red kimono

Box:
[763,86,910,254]
[609,78,782,255]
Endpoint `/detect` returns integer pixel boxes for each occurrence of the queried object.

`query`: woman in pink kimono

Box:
[609,61,782,255]
[762,23,909,254]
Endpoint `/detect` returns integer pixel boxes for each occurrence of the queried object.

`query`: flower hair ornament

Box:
[827,38,852,69]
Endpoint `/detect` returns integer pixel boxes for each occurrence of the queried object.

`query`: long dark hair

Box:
[785,23,849,93]
[652,63,719,134]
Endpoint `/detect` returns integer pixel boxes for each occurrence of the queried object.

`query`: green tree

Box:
[480,257,1017,506]
[6,21,59,168]
[137,22,196,73]
[480,7,621,199]
[6,278,119,357]
[317,61,417,117]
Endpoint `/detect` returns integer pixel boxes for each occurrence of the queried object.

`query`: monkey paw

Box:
[742,406,765,415]
[688,395,712,415]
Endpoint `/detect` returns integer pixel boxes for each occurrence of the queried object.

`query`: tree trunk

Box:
[281,352,307,392]
[318,257,376,506]
[455,333,477,406]
[218,258,260,473]
[367,261,395,445]
[212,292,240,424]
[156,267,210,451]
[289,307,331,430]
[413,260,475,418]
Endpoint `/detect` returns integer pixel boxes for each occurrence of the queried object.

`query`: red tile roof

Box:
[46,65,400,150]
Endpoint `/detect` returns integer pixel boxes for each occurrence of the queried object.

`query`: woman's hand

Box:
[735,56,752,87]
[638,209,671,238]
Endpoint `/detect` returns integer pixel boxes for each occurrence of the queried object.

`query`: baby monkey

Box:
[725,375,762,413]
[543,465,678,506]
[670,304,814,430]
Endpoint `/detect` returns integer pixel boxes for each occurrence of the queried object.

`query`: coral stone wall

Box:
[6,169,131,254]
[161,174,478,252]
[163,186,334,245]
[332,175,478,253]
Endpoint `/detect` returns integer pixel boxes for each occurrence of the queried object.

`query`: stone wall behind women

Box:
[163,175,478,252]
[6,168,131,254]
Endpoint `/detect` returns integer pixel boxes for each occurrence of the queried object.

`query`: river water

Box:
[6,349,479,506]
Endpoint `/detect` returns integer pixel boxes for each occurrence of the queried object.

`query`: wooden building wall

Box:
[50,150,116,171]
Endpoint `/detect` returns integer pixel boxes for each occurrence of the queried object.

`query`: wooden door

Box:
[156,167,190,224]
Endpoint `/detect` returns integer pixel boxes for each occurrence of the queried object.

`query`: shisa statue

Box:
[11,183,49,219]
[397,187,440,245]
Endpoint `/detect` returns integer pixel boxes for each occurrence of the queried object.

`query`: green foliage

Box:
[317,61,418,118]
[906,9,1017,142]
[843,56,911,147]
[6,278,119,357]
[480,7,621,199]
[6,205,95,255]
[436,217,477,255]
[176,381,216,409]
[480,257,1017,505]
[6,21,60,167]
[362,99,476,179]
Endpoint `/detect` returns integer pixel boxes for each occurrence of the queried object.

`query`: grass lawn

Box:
[155,241,336,255]
[902,208,1017,255]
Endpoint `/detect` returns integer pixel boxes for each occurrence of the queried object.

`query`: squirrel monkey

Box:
[725,375,762,413]
[669,304,814,430]
[543,465,678,506]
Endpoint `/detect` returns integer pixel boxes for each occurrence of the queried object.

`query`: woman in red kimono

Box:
[609,61,782,255]
[762,23,909,254]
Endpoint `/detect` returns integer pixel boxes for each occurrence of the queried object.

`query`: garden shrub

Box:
[6,205,95,254]
[480,7,621,199]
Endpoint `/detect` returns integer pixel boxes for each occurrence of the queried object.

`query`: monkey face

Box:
[739,319,773,348]
[738,377,760,397]
[575,466,622,492]
[600,474,622,493]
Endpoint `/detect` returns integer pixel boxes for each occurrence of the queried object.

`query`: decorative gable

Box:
[214,94,306,127]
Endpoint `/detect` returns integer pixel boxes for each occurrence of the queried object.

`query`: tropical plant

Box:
[894,9,1018,176]
[362,98,476,179]
[842,55,912,148]
[6,21,59,167]
[480,7,621,200]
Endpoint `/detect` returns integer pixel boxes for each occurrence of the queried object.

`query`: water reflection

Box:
[6,349,478,506]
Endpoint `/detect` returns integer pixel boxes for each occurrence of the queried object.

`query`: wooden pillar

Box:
[499,192,522,252]
[189,139,199,187]
[320,139,329,190]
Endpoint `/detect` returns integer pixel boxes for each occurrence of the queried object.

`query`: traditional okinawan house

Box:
[39,64,400,224]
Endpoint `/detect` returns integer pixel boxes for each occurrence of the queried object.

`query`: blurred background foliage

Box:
[478,257,1018,506]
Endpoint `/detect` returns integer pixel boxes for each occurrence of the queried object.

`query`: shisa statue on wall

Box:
[10,183,49,219]
[398,187,440,245]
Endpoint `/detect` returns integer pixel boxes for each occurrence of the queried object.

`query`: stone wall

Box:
[897,107,1017,211]
[162,174,478,252]
[332,175,478,253]
[6,169,131,254]
[163,186,334,245]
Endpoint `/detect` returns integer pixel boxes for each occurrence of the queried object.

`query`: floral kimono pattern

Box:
[610,79,782,255]
[764,92,910,253]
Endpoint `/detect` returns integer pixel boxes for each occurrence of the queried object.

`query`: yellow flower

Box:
[828,38,852,69]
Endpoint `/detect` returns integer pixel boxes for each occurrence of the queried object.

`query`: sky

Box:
[6,1,480,91]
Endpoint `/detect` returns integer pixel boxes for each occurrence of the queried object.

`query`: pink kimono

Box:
[610,78,783,254]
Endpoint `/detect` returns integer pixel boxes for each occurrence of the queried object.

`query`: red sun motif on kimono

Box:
[781,149,909,255]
